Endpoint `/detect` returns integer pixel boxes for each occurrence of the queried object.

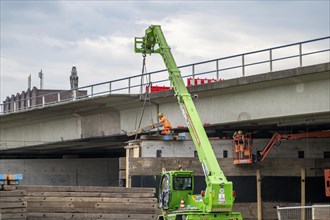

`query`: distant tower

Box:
[28,74,31,90]
[70,67,79,98]
[38,69,44,89]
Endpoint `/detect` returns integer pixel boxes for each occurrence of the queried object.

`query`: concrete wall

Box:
[120,81,330,134]
[139,138,330,159]
[0,107,121,149]
[0,116,81,149]
[143,78,330,130]
[79,108,121,138]
[120,105,158,134]
[0,158,119,186]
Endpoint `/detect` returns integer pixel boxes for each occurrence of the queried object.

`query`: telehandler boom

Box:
[135,25,242,220]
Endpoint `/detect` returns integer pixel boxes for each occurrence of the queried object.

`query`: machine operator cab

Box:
[158,170,194,211]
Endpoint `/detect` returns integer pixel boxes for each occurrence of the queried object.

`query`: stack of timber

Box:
[0,185,157,220]
[0,189,27,220]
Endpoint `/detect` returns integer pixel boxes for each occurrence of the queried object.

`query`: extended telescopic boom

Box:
[135,25,236,212]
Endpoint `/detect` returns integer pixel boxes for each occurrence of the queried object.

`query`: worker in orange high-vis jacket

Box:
[233,130,244,145]
[233,130,245,159]
[158,113,172,135]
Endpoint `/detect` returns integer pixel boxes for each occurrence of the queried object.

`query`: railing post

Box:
[216,60,219,79]
[13,101,17,112]
[109,82,112,94]
[28,98,31,108]
[148,82,152,93]
[276,206,282,220]
[269,49,273,72]
[91,86,94,97]
[299,43,303,67]
[192,64,195,79]
[42,96,45,106]
[128,77,131,94]
[242,54,245,77]
[57,93,61,102]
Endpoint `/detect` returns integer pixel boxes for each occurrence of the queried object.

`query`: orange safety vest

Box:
[233,133,244,153]
[233,134,244,142]
[160,116,172,129]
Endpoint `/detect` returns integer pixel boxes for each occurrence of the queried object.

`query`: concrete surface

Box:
[139,138,330,159]
[0,158,119,186]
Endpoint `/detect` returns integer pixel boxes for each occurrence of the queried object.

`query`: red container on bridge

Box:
[146,85,171,93]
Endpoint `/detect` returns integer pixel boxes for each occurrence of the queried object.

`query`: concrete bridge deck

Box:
[0,62,329,157]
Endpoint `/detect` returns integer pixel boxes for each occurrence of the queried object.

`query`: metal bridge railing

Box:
[1,36,329,114]
[276,204,330,220]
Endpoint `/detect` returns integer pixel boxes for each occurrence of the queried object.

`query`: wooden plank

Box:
[0,196,25,202]
[1,216,26,220]
[0,185,158,219]
[27,213,157,219]
[27,206,157,214]
[14,185,155,193]
[1,185,18,191]
[0,190,26,197]
[1,213,26,219]
[25,192,155,198]
[26,197,156,203]
[1,218,26,220]
[0,202,27,208]
[0,208,27,213]
[27,201,157,210]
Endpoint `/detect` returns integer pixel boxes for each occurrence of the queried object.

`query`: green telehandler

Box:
[135,25,242,220]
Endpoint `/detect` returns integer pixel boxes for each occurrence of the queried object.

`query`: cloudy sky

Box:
[1,0,329,101]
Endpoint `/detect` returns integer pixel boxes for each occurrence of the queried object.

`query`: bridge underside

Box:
[0,63,329,158]
[1,115,329,159]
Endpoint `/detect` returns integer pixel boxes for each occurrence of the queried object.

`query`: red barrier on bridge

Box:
[146,85,171,93]
[187,77,222,86]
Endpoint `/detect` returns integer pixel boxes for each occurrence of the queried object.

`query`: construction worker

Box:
[233,130,245,159]
[233,130,244,144]
[158,113,172,135]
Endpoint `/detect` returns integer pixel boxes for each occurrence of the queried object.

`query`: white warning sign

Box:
[218,192,225,204]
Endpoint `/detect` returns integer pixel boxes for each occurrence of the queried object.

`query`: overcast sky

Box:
[1,0,329,101]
